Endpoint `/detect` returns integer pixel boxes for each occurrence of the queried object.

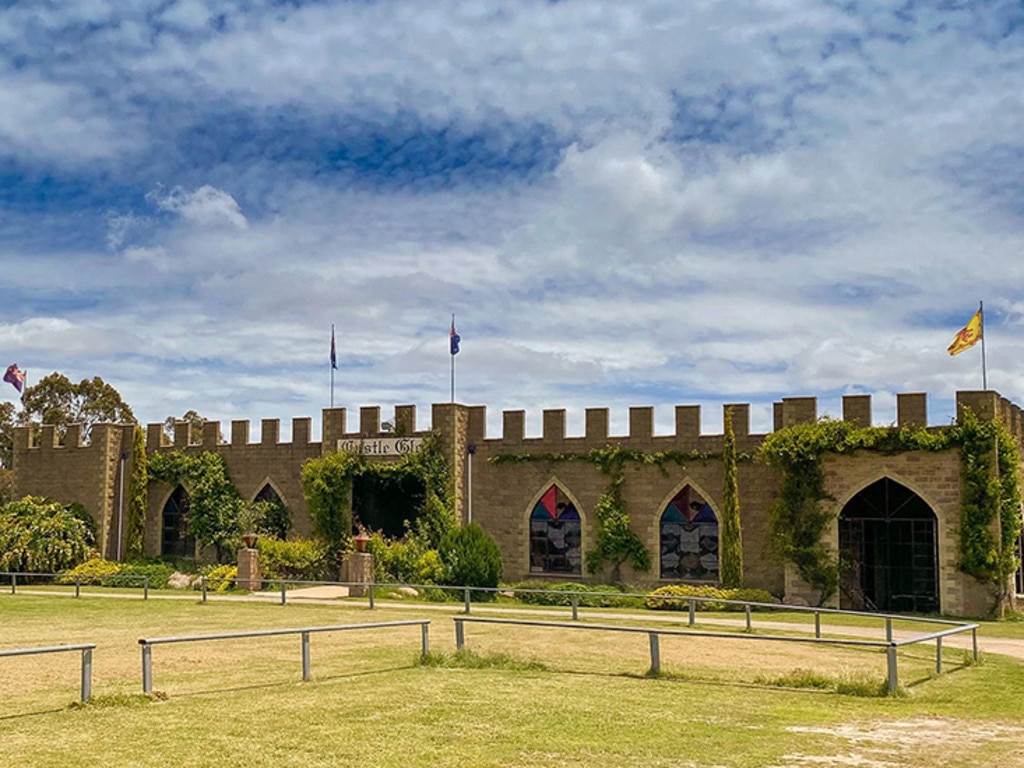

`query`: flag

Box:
[948,306,983,356]
[450,318,461,355]
[330,325,337,369]
[4,364,25,393]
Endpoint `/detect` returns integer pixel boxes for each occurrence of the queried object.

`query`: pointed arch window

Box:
[529,485,582,574]
[253,483,290,540]
[161,485,196,558]
[660,485,718,580]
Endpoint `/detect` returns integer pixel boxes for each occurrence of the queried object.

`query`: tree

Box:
[21,373,135,439]
[0,496,94,573]
[0,401,17,468]
[163,410,210,445]
[439,523,503,595]
[300,451,362,575]
[719,406,744,588]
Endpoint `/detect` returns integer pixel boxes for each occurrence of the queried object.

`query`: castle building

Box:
[11,390,1024,617]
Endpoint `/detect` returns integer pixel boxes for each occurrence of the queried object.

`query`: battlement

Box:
[13,390,1024,455]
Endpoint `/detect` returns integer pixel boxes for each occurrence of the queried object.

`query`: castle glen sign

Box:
[337,437,424,456]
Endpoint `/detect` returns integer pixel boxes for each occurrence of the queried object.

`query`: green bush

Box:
[257,537,331,581]
[507,580,643,608]
[200,564,238,591]
[118,560,178,589]
[644,584,778,611]
[366,533,446,585]
[0,496,94,573]
[57,557,123,585]
[438,523,502,598]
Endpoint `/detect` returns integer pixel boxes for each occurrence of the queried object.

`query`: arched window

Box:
[660,485,718,580]
[529,485,582,574]
[252,483,290,540]
[161,485,195,558]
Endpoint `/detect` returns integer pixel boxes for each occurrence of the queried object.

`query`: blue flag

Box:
[450,319,460,355]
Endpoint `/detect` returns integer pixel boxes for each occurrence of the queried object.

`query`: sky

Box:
[3,0,1023,440]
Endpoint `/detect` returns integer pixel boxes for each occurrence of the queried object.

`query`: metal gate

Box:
[839,478,939,613]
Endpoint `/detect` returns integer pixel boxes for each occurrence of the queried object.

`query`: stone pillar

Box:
[237,548,262,592]
[341,553,375,597]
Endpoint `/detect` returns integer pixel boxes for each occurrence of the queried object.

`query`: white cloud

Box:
[151,185,249,229]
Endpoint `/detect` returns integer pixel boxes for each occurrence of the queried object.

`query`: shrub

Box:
[57,557,123,585]
[507,580,643,608]
[257,537,331,581]
[118,560,178,589]
[0,496,94,573]
[200,564,238,591]
[644,584,778,611]
[366,533,446,585]
[438,523,502,597]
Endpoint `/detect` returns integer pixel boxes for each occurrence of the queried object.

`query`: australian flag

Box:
[4,364,25,393]
[449,318,461,356]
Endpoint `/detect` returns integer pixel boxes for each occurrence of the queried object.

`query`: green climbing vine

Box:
[300,432,456,557]
[760,413,1022,608]
[719,407,743,588]
[124,426,148,559]
[147,450,245,561]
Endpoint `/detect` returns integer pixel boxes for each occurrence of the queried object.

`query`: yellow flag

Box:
[947,307,983,356]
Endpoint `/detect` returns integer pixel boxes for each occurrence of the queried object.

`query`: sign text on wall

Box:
[337,437,424,456]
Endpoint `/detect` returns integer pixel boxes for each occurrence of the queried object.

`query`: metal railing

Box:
[137,620,431,693]
[4,571,151,599]
[452,615,979,694]
[0,643,96,702]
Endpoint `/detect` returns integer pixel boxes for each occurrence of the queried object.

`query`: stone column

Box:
[237,548,262,592]
[341,553,375,597]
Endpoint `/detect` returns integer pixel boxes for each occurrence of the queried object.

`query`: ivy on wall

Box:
[719,407,743,588]
[124,426,148,559]
[759,413,1023,610]
[492,445,738,582]
[300,432,456,557]
[148,450,245,562]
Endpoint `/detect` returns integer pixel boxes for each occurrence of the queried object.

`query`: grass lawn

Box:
[2,593,1024,767]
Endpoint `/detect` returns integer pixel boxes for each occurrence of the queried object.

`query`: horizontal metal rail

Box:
[0,643,96,702]
[137,620,430,694]
[452,615,972,694]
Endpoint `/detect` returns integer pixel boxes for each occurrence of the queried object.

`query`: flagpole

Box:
[980,301,987,390]
[330,324,335,408]
[450,314,456,404]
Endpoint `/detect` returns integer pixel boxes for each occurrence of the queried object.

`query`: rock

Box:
[167,572,194,589]
[397,586,419,597]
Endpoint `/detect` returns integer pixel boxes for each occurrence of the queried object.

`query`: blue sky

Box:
[2,0,1023,438]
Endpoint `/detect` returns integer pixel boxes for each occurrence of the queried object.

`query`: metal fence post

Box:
[11,572,15,594]
[464,587,471,614]
[745,604,752,632]
[649,632,660,674]
[571,595,579,621]
[972,627,978,661]
[885,617,892,642]
[144,576,149,601]
[455,619,465,650]
[280,581,287,605]
[301,632,311,681]
[80,647,92,702]
[75,575,81,599]
[814,611,821,639]
[935,636,943,675]
[368,584,375,609]
[201,576,208,603]
[421,623,430,656]
[688,598,695,626]
[886,644,898,694]
[142,644,152,694]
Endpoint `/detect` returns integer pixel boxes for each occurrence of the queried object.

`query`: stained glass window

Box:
[529,485,582,574]
[161,485,196,558]
[659,485,718,580]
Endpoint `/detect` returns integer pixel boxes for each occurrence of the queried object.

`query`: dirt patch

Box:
[777,717,1024,767]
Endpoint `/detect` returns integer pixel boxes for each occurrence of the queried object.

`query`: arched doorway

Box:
[352,472,426,539]
[839,478,938,613]
[161,485,196,558]
[252,483,290,540]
